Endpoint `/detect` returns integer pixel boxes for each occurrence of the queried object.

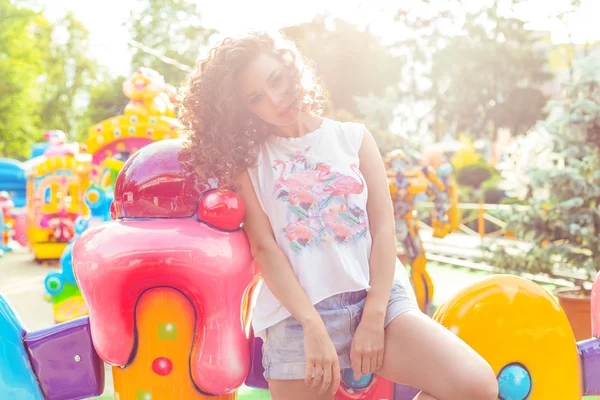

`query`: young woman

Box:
[180,31,498,400]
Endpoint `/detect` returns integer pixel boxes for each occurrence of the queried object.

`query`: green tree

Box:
[391,0,552,141]
[75,73,130,137]
[282,17,403,116]
[393,0,464,140]
[37,12,99,141]
[487,56,600,286]
[0,0,46,158]
[128,0,215,87]
[432,8,551,141]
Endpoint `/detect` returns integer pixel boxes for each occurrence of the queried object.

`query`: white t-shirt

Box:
[248,118,412,339]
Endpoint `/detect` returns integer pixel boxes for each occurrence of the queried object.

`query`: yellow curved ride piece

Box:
[434,275,582,400]
[84,114,181,158]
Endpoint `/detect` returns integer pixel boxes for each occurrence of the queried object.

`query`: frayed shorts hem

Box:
[262,283,419,381]
[263,354,352,381]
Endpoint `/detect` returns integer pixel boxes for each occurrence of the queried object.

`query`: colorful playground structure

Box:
[385,149,458,313]
[19,67,180,264]
[0,64,593,399]
[0,158,27,208]
[24,139,92,261]
[39,67,181,324]
[0,138,597,399]
[44,184,114,323]
[82,66,180,169]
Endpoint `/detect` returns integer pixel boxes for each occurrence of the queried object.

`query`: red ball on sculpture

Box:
[152,357,173,376]
[197,190,245,231]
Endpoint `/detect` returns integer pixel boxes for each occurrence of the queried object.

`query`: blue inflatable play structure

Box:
[0,159,26,208]
[29,142,50,160]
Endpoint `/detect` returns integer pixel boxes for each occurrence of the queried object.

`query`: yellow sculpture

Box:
[84,67,181,169]
[25,144,91,261]
[122,67,177,118]
[385,149,457,313]
[434,274,582,399]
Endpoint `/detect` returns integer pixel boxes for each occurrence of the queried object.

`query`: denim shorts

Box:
[262,283,419,380]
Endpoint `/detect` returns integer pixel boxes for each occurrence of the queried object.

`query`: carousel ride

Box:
[0,138,596,400]
[0,65,595,399]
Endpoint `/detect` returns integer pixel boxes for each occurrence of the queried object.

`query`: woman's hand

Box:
[303,320,341,395]
[350,313,385,380]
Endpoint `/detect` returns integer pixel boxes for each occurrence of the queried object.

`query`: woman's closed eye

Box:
[250,94,263,104]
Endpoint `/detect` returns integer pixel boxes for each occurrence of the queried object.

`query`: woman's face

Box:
[237,53,299,127]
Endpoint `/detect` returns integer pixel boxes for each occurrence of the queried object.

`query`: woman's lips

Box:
[277,105,291,116]
[278,104,298,117]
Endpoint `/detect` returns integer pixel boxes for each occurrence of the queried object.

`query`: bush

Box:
[483,187,505,204]
[481,175,506,204]
[456,162,493,189]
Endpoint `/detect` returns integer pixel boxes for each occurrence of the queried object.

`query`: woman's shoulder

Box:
[324,117,366,152]
[325,117,365,130]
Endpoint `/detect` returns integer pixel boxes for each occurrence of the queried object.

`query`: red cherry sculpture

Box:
[152,357,173,376]
[112,139,207,219]
[197,189,245,231]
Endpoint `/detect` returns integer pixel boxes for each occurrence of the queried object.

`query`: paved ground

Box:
[0,248,55,331]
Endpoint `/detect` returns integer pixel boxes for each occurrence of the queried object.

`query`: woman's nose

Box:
[266,88,285,107]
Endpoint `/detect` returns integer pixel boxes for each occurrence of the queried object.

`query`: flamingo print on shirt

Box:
[272,147,368,252]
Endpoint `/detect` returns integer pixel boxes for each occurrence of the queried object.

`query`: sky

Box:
[20,0,600,76]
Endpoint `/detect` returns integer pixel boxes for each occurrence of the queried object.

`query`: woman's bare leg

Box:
[377,311,498,400]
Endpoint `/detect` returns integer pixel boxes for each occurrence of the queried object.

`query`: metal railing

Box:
[404,201,589,288]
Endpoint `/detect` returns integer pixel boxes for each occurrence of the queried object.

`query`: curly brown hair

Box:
[179,31,325,189]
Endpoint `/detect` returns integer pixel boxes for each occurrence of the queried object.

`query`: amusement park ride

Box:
[0,67,598,400]
[0,138,597,400]
[41,67,181,324]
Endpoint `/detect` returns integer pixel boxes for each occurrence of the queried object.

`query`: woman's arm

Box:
[359,128,397,321]
[236,171,321,327]
[350,128,397,378]
[235,171,341,395]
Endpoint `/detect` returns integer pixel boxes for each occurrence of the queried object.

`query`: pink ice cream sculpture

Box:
[72,139,260,395]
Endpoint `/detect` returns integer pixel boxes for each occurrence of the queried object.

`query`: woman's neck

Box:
[273,112,323,139]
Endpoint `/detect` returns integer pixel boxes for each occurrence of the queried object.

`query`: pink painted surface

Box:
[74,139,259,395]
[73,219,257,394]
